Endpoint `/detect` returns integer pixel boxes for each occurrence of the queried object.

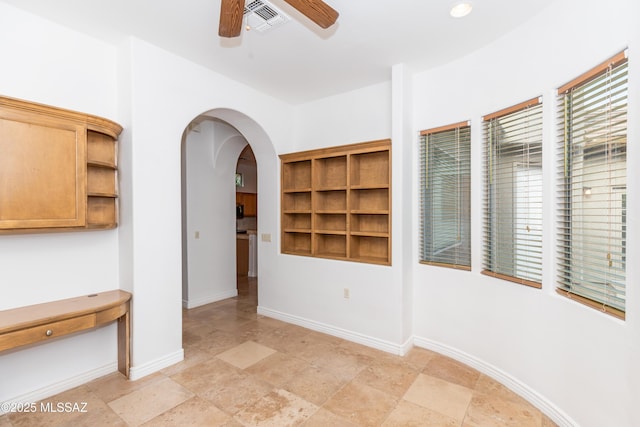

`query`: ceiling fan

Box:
[219,0,338,37]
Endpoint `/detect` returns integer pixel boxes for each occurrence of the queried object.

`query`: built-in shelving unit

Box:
[0,95,122,233]
[87,130,118,228]
[280,139,391,265]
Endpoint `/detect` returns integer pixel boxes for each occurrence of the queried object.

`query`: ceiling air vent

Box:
[244,0,290,33]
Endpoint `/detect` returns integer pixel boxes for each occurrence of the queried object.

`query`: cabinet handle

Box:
[45,329,53,337]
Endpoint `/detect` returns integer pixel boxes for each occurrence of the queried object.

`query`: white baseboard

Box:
[413,336,577,427]
[128,349,184,381]
[183,289,238,309]
[0,362,117,415]
[257,306,408,355]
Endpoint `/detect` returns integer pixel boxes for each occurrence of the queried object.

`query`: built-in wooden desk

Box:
[0,290,131,378]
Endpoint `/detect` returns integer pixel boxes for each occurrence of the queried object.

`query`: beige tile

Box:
[313,350,367,381]
[60,402,127,427]
[354,357,419,397]
[382,399,459,427]
[171,358,244,395]
[323,381,398,426]
[423,355,481,389]
[338,340,390,361]
[245,352,310,387]
[0,414,11,427]
[474,375,530,407]
[279,333,340,362]
[216,341,276,369]
[301,407,358,427]
[463,393,542,427]
[198,329,246,356]
[108,377,193,426]
[402,347,438,371]
[234,388,317,426]
[253,326,314,353]
[9,385,104,427]
[542,413,559,426]
[159,345,213,377]
[282,365,345,406]
[200,373,273,415]
[141,396,230,426]
[86,371,165,403]
[403,373,473,422]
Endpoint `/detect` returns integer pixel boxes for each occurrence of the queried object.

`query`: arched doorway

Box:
[180,108,273,310]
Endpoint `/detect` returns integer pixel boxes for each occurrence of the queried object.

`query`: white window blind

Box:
[557,51,628,319]
[483,98,543,288]
[420,122,471,270]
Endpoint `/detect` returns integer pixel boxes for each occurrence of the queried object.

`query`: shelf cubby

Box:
[87,197,117,228]
[350,188,389,212]
[87,166,117,197]
[350,150,389,188]
[283,191,312,212]
[314,155,347,189]
[283,212,312,231]
[315,213,346,233]
[315,234,347,258]
[283,232,312,255]
[350,235,389,264]
[315,190,346,212]
[87,130,117,168]
[350,213,389,235]
[282,160,312,191]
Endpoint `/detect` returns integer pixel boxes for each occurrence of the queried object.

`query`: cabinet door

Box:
[237,192,257,217]
[0,114,86,229]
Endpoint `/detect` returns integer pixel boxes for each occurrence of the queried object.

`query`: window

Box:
[420,122,471,269]
[557,51,628,318]
[483,98,543,287]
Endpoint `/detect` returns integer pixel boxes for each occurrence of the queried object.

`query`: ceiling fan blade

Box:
[219,0,246,38]
[283,0,338,29]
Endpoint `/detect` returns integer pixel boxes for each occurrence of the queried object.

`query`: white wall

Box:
[411,0,639,426]
[183,120,247,308]
[258,81,411,352]
[0,2,122,404]
[121,38,292,378]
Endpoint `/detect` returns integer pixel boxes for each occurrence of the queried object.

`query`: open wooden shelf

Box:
[280,139,391,265]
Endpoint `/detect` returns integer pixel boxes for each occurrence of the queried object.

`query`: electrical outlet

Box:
[195,231,200,239]
[343,288,350,299]
[261,233,271,242]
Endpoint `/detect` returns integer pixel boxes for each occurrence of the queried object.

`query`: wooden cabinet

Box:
[0,95,122,233]
[236,192,257,217]
[280,139,391,265]
[237,236,249,276]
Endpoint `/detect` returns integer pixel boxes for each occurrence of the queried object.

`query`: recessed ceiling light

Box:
[450,2,473,18]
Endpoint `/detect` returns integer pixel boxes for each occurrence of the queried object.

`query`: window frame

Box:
[482,97,544,288]
[556,50,628,319]
[419,121,472,271]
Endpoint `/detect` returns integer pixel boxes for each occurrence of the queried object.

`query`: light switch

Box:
[195,231,200,239]
[261,233,271,242]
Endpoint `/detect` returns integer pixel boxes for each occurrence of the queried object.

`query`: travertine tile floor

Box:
[2,277,557,426]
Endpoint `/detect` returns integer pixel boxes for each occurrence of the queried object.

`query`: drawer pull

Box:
[45,329,53,337]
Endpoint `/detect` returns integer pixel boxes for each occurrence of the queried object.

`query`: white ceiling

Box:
[2,0,559,104]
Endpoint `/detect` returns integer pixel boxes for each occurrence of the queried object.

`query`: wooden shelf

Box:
[280,139,391,265]
[0,96,121,233]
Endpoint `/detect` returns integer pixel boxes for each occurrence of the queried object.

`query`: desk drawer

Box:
[0,314,96,352]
